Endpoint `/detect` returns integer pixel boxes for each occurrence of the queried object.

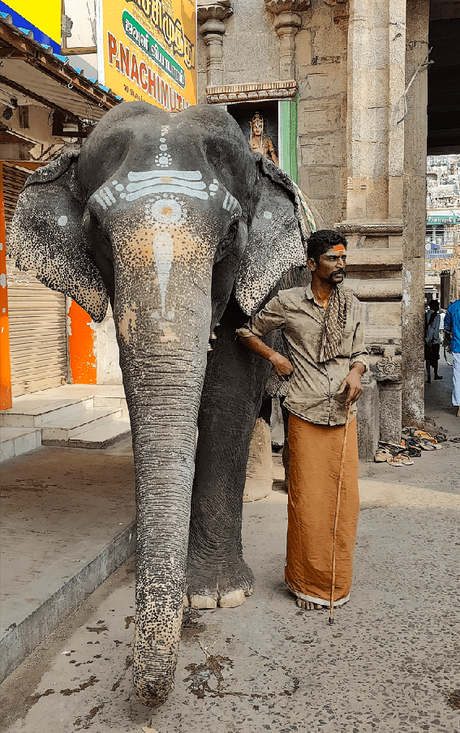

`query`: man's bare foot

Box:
[296,597,324,610]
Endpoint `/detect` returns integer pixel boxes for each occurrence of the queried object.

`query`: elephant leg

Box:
[186,306,272,609]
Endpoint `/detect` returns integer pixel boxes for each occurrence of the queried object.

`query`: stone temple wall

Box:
[197,0,431,457]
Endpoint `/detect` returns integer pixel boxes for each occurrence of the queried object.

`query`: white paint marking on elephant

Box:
[263,211,273,219]
[127,185,208,202]
[0,273,6,288]
[113,180,118,185]
[57,215,68,226]
[94,193,107,210]
[115,184,125,192]
[156,154,172,168]
[128,179,206,193]
[159,144,168,151]
[145,198,185,227]
[209,183,218,192]
[104,187,117,204]
[152,231,174,313]
[128,170,202,182]
[222,189,242,216]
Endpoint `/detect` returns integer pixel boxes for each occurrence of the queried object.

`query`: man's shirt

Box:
[444,299,460,353]
[237,284,368,426]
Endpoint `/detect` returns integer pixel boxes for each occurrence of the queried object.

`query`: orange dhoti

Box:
[285,413,359,607]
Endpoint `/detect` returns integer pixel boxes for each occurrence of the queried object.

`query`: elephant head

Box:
[9,102,315,706]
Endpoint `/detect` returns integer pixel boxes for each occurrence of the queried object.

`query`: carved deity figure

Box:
[248,112,279,165]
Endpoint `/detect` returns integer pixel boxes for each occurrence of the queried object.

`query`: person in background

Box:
[444,297,460,417]
[425,299,443,383]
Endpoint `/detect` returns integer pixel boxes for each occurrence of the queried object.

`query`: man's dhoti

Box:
[285,413,359,606]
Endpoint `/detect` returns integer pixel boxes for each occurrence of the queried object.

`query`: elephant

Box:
[9,101,319,707]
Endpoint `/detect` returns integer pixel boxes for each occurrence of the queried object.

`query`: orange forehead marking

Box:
[332,245,346,252]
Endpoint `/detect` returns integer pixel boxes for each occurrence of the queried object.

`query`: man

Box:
[237,230,368,610]
[425,299,443,383]
[444,297,460,417]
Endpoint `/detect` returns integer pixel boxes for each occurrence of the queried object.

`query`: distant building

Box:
[425,155,460,308]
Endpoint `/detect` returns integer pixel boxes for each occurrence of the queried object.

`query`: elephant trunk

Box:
[122,349,206,706]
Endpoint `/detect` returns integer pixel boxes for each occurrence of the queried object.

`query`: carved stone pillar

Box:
[265,0,310,80]
[197,0,233,88]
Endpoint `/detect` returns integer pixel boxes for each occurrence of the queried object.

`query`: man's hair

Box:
[428,299,439,311]
[306,230,347,264]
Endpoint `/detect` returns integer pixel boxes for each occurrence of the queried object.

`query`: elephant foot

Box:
[185,557,254,610]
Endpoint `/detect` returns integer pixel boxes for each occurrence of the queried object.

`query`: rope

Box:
[329,403,352,625]
[292,181,317,233]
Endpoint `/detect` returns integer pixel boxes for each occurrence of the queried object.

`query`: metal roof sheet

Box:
[0,13,121,123]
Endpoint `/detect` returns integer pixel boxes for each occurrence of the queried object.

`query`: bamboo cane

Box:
[329,403,352,625]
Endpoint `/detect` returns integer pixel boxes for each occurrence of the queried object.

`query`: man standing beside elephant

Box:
[237,229,368,611]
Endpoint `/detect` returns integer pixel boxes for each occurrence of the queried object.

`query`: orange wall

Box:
[68,300,97,384]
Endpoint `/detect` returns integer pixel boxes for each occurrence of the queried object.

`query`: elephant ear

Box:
[234,155,320,316]
[9,148,109,323]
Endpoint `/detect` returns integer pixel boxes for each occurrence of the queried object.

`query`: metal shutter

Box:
[4,164,68,397]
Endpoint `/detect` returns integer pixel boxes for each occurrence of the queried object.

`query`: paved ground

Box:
[1,355,459,733]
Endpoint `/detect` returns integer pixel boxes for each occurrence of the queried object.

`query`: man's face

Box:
[308,245,347,284]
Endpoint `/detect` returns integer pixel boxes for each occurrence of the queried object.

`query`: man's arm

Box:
[337,301,368,405]
[238,334,293,377]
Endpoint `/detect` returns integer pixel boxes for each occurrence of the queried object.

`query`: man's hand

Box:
[336,364,364,405]
[269,352,294,378]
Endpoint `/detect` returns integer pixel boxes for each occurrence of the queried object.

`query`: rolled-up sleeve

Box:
[236,295,286,339]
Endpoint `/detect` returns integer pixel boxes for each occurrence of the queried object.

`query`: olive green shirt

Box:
[236,284,368,426]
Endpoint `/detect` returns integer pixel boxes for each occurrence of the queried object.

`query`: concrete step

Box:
[0,427,42,463]
[66,417,132,449]
[93,394,129,417]
[41,407,124,444]
[0,397,94,428]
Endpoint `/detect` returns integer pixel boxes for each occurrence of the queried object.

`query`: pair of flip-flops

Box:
[374,446,414,466]
[401,429,443,451]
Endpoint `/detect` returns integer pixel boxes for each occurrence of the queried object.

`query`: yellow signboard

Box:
[98,0,197,111]
[0,0,61,51]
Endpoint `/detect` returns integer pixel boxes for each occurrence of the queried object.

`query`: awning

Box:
[426,210,460,224]
[0,13,121,131]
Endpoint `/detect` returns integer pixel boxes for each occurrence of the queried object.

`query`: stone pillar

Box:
[402,0,430,427]
[197,0,234,88]
[337,0,407,440]
[378,382,403,444]
[356,372,379,461]
[265,0,310,80]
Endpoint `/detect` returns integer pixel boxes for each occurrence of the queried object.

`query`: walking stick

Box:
[329,403,352,625]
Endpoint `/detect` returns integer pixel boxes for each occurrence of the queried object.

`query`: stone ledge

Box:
[347,278,402,301]
[206,80,298,103]
[346,248,403,271]
[336,221,404,236]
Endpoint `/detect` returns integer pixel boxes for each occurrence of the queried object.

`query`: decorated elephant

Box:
[9,102,318,707]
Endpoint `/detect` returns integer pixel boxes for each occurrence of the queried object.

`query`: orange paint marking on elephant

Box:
[117,306,137,345]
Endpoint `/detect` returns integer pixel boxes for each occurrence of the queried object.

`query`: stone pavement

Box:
[0,354,459,732]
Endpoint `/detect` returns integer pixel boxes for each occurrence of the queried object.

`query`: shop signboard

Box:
[0,0,61,52]
[97,0,197,111]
